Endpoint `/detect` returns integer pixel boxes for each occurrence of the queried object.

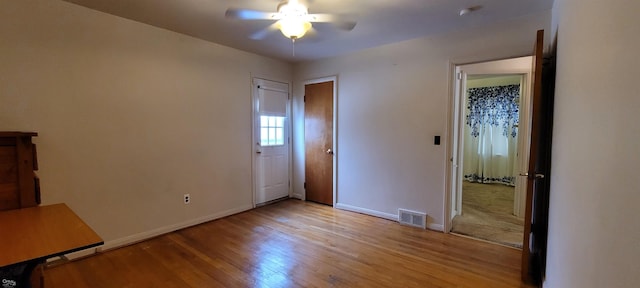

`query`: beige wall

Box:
[545,0,640,287]
[292,11,551,229]
[0,0,291,246]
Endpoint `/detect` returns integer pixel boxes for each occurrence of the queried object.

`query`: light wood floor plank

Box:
[44,199,534,287]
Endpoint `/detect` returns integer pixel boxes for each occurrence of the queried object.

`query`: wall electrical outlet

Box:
[184,194,191,204]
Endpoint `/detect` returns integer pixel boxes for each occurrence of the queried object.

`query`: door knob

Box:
[326,149,334,155]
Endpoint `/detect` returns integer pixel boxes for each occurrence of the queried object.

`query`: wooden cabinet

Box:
[0,132,39,211]
[0,132,45,287]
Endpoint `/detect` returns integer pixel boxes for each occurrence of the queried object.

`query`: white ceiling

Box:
[61,0,554,63]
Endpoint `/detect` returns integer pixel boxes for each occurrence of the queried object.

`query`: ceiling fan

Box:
[225,0,357,42]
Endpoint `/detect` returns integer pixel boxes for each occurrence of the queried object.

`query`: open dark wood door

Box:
[522,29,555,285]
[304,81,334,206]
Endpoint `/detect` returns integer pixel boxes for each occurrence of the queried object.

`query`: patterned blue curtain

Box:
[463,84,520,186]
[466,85,520,139]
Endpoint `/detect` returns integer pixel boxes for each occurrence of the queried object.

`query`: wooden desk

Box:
[0,204,103,288]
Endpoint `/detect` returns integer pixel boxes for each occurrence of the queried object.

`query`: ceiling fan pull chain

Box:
[292,36,296,57]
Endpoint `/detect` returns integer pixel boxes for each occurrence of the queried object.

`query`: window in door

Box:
[260,115,285,146]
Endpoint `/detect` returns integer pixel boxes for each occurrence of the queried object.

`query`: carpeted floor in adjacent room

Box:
[452,181,524,248]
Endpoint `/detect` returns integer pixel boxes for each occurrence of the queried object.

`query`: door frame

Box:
[251,77,292,207]
[444,57,533,233]
[303,76,338,206]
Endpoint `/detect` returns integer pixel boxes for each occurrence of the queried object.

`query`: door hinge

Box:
[457,72,462,80]
[304,95,306,102]
[304,182,306,189]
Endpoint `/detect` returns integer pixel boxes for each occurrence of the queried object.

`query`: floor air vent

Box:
[398,209,427,229]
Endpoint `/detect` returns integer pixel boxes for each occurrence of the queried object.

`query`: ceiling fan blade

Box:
[296,27,323,43]
[225,8,280,20]
[306,13,357,31]
[333,20,357,31]
[250,22,280,40]
[306,27,318,38]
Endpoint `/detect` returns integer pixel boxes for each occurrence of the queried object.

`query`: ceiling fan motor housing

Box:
[277,0,308,16]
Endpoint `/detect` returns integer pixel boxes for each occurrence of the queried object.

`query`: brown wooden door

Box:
[522,29,554,284]
[304,81,334,206]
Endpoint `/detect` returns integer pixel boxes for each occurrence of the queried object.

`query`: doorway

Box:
[449,57,533,247]
[304,78,336,206]
[252,78,291,206]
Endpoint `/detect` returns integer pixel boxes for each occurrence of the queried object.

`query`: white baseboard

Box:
[427,223,444,232]
[56,247,97,261]
[61,204,254,260]
[335,202,398,221]
[97,204,253,252]
[335,202,444,232]
[291,193,304,200]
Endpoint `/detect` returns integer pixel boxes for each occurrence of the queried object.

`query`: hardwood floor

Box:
[45,199,533,287]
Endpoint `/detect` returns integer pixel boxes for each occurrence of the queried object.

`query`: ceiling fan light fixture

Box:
[278,18,312,38]
[276,0,311,39]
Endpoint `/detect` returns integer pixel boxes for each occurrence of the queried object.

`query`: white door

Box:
[450,66,467,219]
[253,79,290,205]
